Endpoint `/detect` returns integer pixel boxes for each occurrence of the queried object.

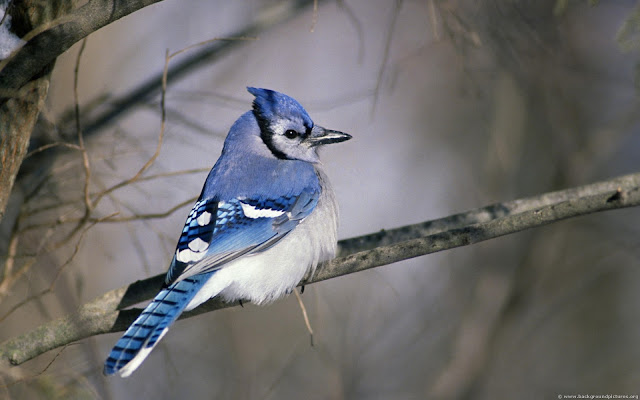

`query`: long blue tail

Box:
[104,272,213,377]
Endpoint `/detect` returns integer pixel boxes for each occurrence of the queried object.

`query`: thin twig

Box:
[0,343,77,389]
[90,197,195,223]
[168,36,256,60]
[293,288,314,346]
[0,227,56,304]
[132,168,209,183]
[54,38,92,246]
[0,0,13,28]
[428,0,441,41]
[310,0,318,32]
[75,38,92,216]
[24,142,83,159]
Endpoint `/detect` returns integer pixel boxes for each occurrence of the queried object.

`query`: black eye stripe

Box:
[261,130,289,159]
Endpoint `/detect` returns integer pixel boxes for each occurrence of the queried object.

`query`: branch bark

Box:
[1,172,639,367]
[0,77,50,221]
[0,0,165,96]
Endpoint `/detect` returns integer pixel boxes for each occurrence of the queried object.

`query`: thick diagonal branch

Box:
[1,172,639,367]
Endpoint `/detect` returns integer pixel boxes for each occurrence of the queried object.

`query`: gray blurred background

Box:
[2,0,640,398]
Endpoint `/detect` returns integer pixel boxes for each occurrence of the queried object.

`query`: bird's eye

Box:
[284,129,299,139]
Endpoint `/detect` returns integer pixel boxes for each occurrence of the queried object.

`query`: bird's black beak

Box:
[307,125,352,147]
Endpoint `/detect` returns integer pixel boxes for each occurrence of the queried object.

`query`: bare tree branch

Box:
[1,171,639,368]
[0,0,165,97]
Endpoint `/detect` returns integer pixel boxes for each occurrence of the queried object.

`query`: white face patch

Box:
[176,247,206,263]
[196,211,211,226]
[268,132,319,163]
[240,202,286,219]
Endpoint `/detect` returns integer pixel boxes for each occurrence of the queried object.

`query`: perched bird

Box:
[104,87,351,377]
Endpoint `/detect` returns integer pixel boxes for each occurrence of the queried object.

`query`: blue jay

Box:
[104,87,351,377]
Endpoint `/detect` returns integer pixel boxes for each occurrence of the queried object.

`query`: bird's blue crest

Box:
[247,87,314,128]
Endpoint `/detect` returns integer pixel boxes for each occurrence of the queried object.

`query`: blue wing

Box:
[104,188,319,376]
[164,188,319,285]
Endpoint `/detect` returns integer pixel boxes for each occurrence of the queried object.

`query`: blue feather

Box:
[166,189,319,285]
[103,273,213,377]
